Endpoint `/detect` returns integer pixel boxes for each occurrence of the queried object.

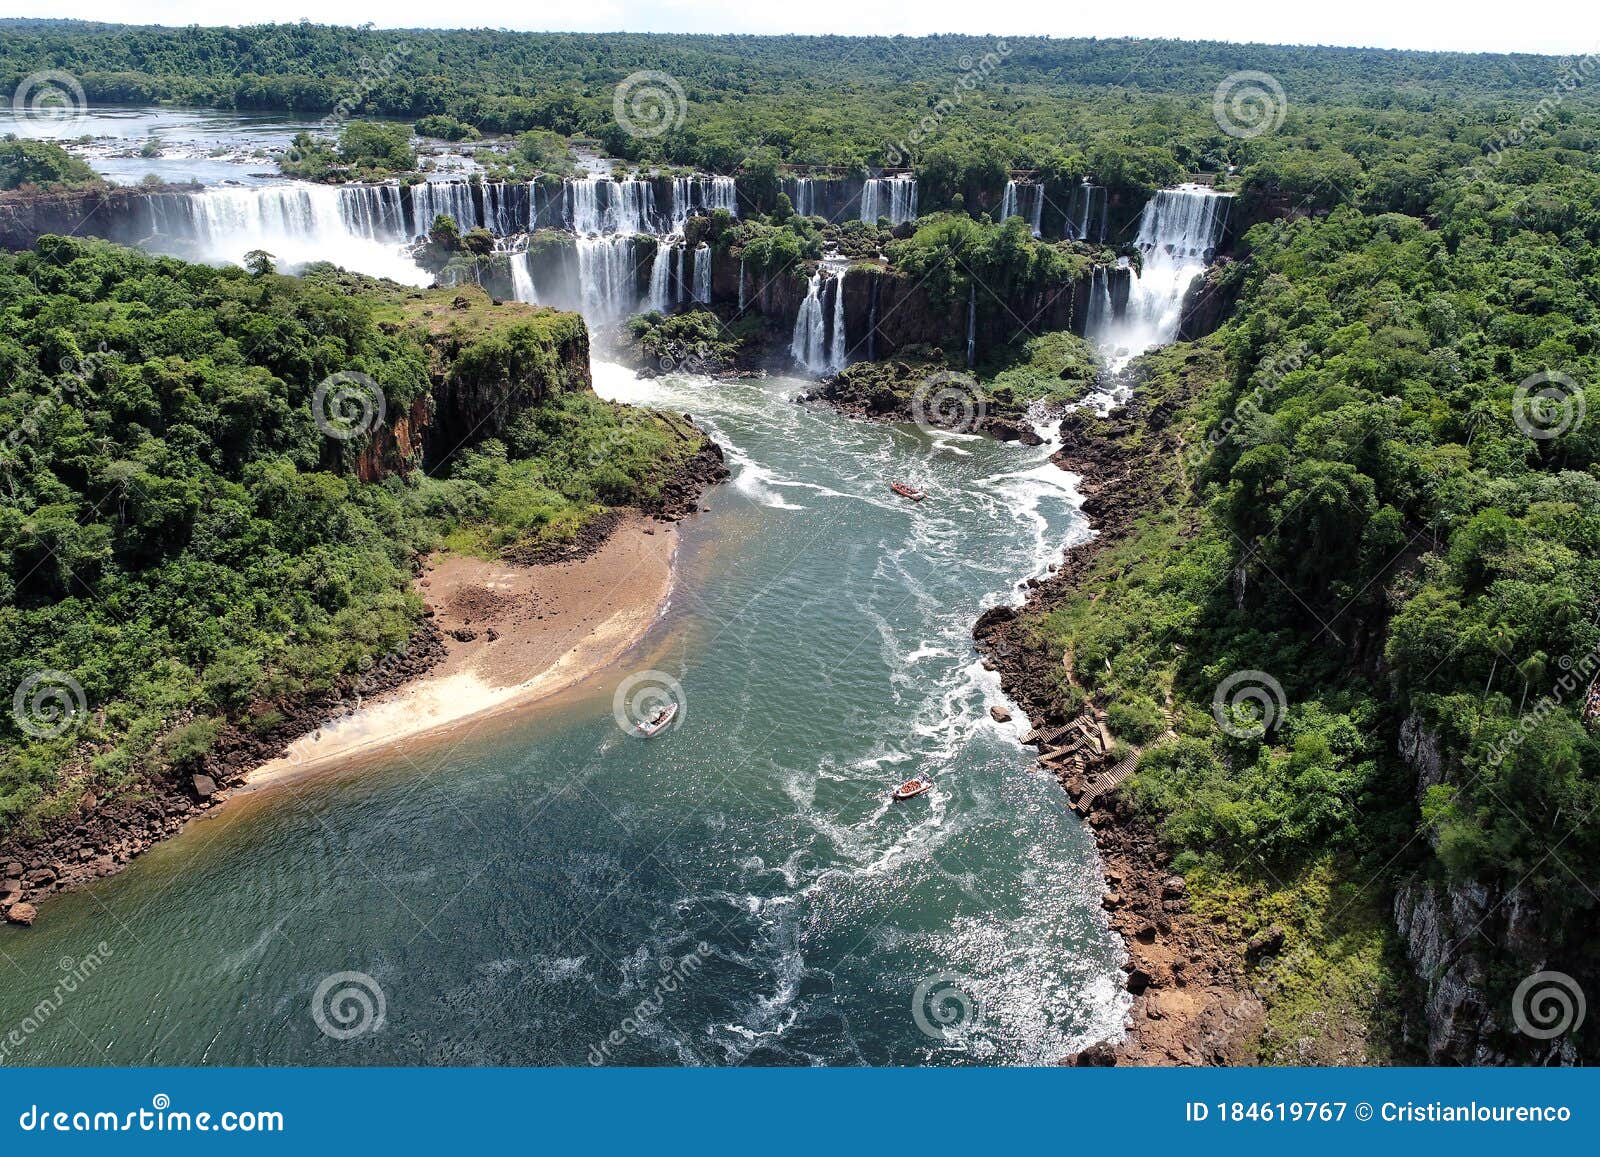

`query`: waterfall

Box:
[616,180,655,234]
[576,235,640,323]
[965,282,976,367]
[708,176,738,216]
[647,241,677,313]
[568,178,654,235]
[861,179,881,223]
[828,270,849,371]
[1086,266,1115,335]
[666,176,739,233]
[791,270,849,373]
[509,248,538,304]
[142,184,429,285]
[999,181,1043,238]
[1087,185,1232,372]
[409,182,480,236]
[567,180,592,233]
[789,177,814,217]
[1066,183,1107,243]
[791,272,828,372]
[692,243,712,303]
[861,176,917,225]
[482,181,537,236]
[109,172,759,327]
[338,184,407,240]
[483,183,509,235]
[738,257,747,312]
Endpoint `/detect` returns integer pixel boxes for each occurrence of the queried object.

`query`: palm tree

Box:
[1483,625,1515,698]
[1516,651,1547,715]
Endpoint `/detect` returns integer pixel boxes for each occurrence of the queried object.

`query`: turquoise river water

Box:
[0,356,1128,1065]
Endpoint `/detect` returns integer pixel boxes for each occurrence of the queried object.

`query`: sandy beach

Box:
[247,513,677,787]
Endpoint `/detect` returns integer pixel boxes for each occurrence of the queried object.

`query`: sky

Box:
[4,0,1595,56]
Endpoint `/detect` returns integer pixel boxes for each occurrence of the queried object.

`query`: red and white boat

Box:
[889,481,926,502]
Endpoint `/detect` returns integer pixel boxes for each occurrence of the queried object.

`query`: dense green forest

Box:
[3,20,1597,218]
[0,137,101,191]
[0,239,701,834]
[1025,123,1600,1056]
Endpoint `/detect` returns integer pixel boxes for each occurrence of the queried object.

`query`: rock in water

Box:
[1060,1041,1118,1066]
[989,705,1013,723]
[6,902,39,926]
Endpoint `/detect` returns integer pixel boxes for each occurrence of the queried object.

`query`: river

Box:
[0,357,1127,1066]
[1,107,1132,1066]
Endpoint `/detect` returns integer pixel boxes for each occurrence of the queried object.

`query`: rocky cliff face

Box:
[425,312,591,469]
[351,292,592,483]
[0,184,199,250]
[709,248,1090,364]
[1392,712,1594,1064]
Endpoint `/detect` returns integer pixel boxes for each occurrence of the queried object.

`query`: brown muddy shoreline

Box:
[972,383,1263,1066]
[0,439,727,926]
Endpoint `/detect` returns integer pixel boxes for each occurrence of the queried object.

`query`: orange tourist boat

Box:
[889,481,926,502]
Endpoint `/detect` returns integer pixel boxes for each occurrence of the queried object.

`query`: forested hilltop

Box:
[0,240,715,844]
[977,112,1600,1062]
[2,20,1595,211]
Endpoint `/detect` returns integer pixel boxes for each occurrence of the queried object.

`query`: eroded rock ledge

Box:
[972,367,1264,1065]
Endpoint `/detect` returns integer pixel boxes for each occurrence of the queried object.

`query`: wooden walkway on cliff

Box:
[1019,711,1148,815]
[1073,751,1141,814]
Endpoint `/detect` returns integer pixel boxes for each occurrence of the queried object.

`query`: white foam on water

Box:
[725,442,806,510]
[588,364,1122,1062]
[535,956,591,984]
